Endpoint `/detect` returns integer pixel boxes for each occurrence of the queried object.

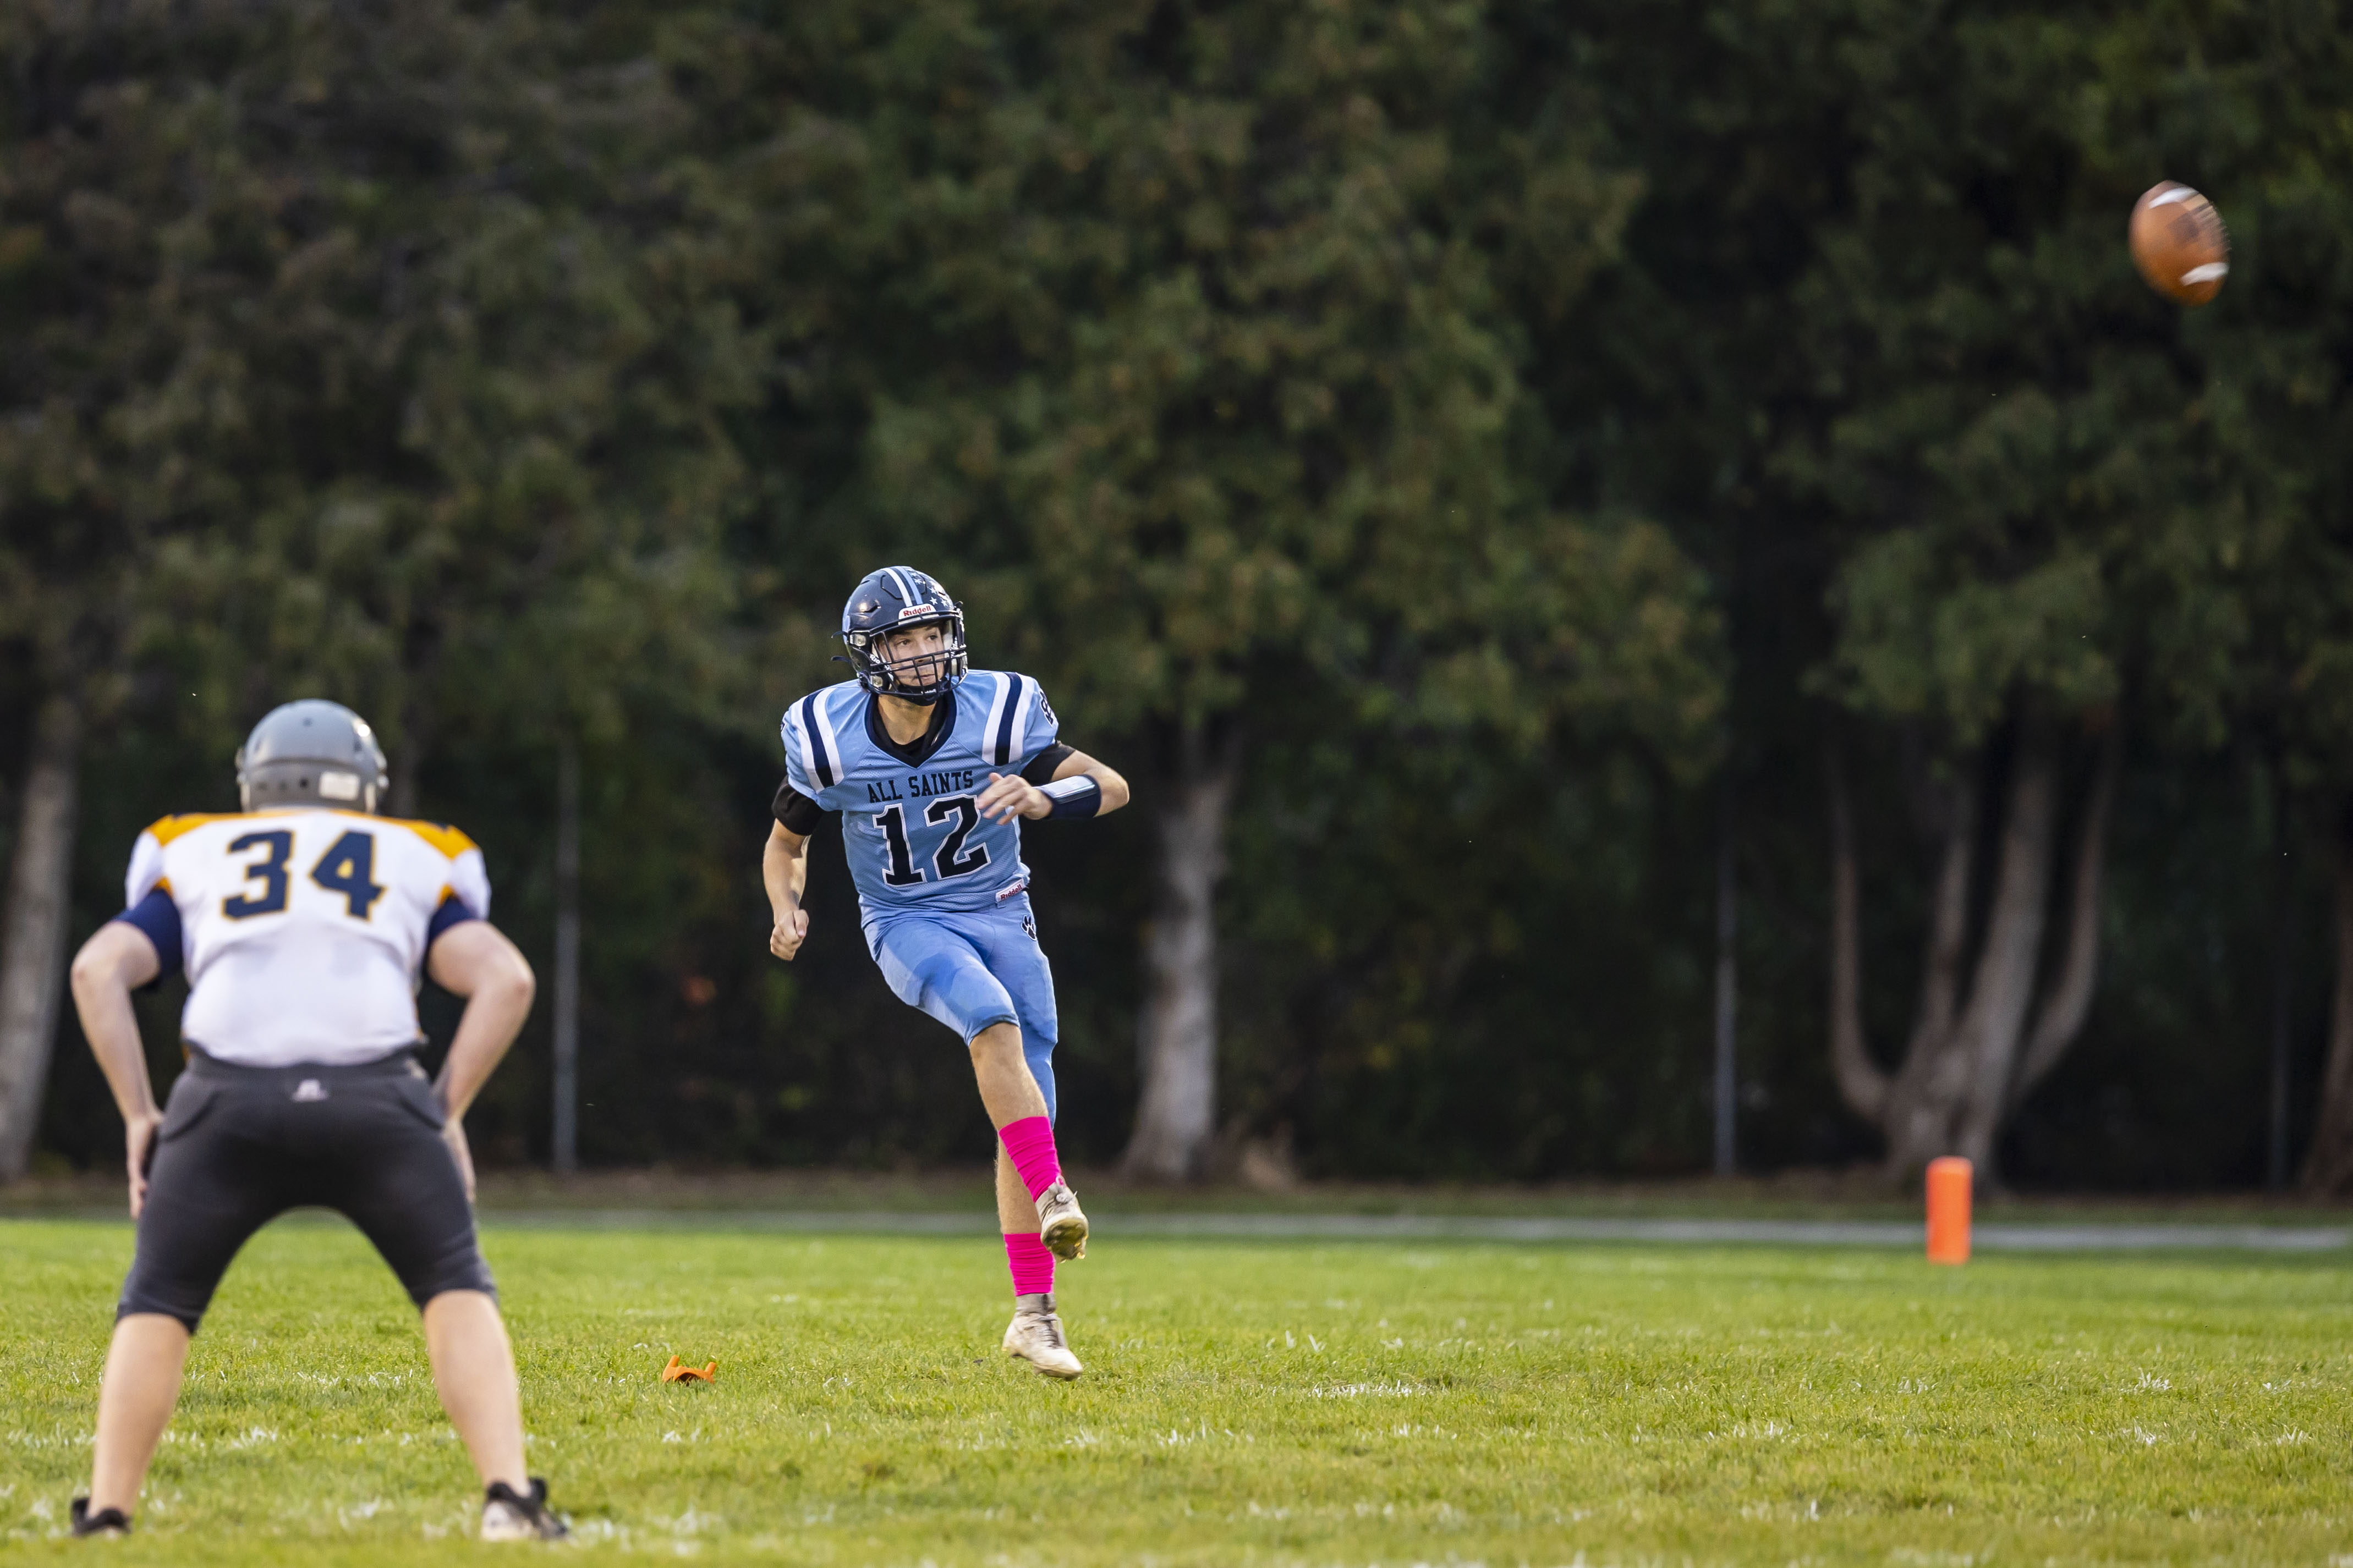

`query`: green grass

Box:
[4,1219,2351,1564]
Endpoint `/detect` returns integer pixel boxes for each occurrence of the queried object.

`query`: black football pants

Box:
[118,1049,495,1332]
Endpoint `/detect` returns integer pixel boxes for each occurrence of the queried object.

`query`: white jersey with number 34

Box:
[125,809,492,1067]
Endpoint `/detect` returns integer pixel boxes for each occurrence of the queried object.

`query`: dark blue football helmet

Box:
[841,566,968,703]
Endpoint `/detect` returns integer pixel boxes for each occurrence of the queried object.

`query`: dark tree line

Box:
[6,0,2353,1190]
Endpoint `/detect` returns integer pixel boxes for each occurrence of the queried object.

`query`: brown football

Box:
[2129,181,2229,306]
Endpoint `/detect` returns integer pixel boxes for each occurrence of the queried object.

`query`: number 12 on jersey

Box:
[873,797,991,888]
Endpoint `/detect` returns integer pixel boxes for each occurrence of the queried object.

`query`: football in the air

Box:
[2129,181,2229,306]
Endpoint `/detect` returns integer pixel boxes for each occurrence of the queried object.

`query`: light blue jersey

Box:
[781,670,1061,920]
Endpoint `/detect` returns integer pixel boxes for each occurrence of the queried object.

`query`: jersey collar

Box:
[865,687,958,769]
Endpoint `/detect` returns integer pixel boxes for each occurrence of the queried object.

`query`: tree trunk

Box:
[2008,723,2121,1110]
[0,697,84,1181]
[1906,767,1981,1074]
[1836,713,2116,1187]
[1120,726,1237,1182]
[1941,730,2060,1175]
[1833,739,1982,1138]
[1826,742,1891,1123]
[2301,799,2353,1193]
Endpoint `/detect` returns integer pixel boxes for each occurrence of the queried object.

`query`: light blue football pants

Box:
[864,895,1061,1121]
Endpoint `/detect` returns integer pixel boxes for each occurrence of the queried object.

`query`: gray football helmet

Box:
[235,700,390,813]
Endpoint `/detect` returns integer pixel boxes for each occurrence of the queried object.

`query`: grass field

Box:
[4,1218,2351,1564]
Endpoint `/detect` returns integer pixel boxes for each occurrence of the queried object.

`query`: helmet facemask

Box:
[846,609,969,704]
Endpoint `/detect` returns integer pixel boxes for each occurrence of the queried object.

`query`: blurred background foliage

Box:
[6,0,2353,1187]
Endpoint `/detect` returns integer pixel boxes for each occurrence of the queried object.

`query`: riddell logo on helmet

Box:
[897,604,934,619]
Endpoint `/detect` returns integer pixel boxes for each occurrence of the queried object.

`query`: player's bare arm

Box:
[977,748,1130,824]
[764,820,811,960]
[68,922,164,1217]
[425,921,537,1203]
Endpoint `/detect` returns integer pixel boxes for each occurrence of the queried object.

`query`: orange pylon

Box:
[1926,1156,1972,1264]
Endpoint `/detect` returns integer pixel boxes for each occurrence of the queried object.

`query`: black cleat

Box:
[480,1477,569,1541]
[69,1499,131,1538]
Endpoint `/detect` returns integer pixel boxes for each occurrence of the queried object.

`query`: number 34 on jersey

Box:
[214,825,390,920]
[122,808,492,1064]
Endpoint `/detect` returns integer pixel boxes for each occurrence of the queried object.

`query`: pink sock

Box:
[1003,1231,1056,1297]
[997,1115,1062,1201]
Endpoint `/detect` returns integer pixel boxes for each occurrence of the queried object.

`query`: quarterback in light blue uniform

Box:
[782,664,1066,1092]
[763,566,1129,1378]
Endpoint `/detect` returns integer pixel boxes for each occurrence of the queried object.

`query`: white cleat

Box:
[1036,1180,1088,1261]
[1004,1292,1083,1379]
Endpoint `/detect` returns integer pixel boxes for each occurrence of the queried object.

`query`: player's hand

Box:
[978,772,1049,824]
[124,1108,162,1219]
[770,906,810,961]
[442,1112,477,1204]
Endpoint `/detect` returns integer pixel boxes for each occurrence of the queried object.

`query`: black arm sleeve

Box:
[1021,744,1077,786]
[772,777,828,835]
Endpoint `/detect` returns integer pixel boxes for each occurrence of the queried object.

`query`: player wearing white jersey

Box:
[62,701,568,1542]
[120,807,494,1066]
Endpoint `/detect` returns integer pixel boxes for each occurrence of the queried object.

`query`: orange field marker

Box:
[661,1355,718,1384]
[1925,1156,1972,1264]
